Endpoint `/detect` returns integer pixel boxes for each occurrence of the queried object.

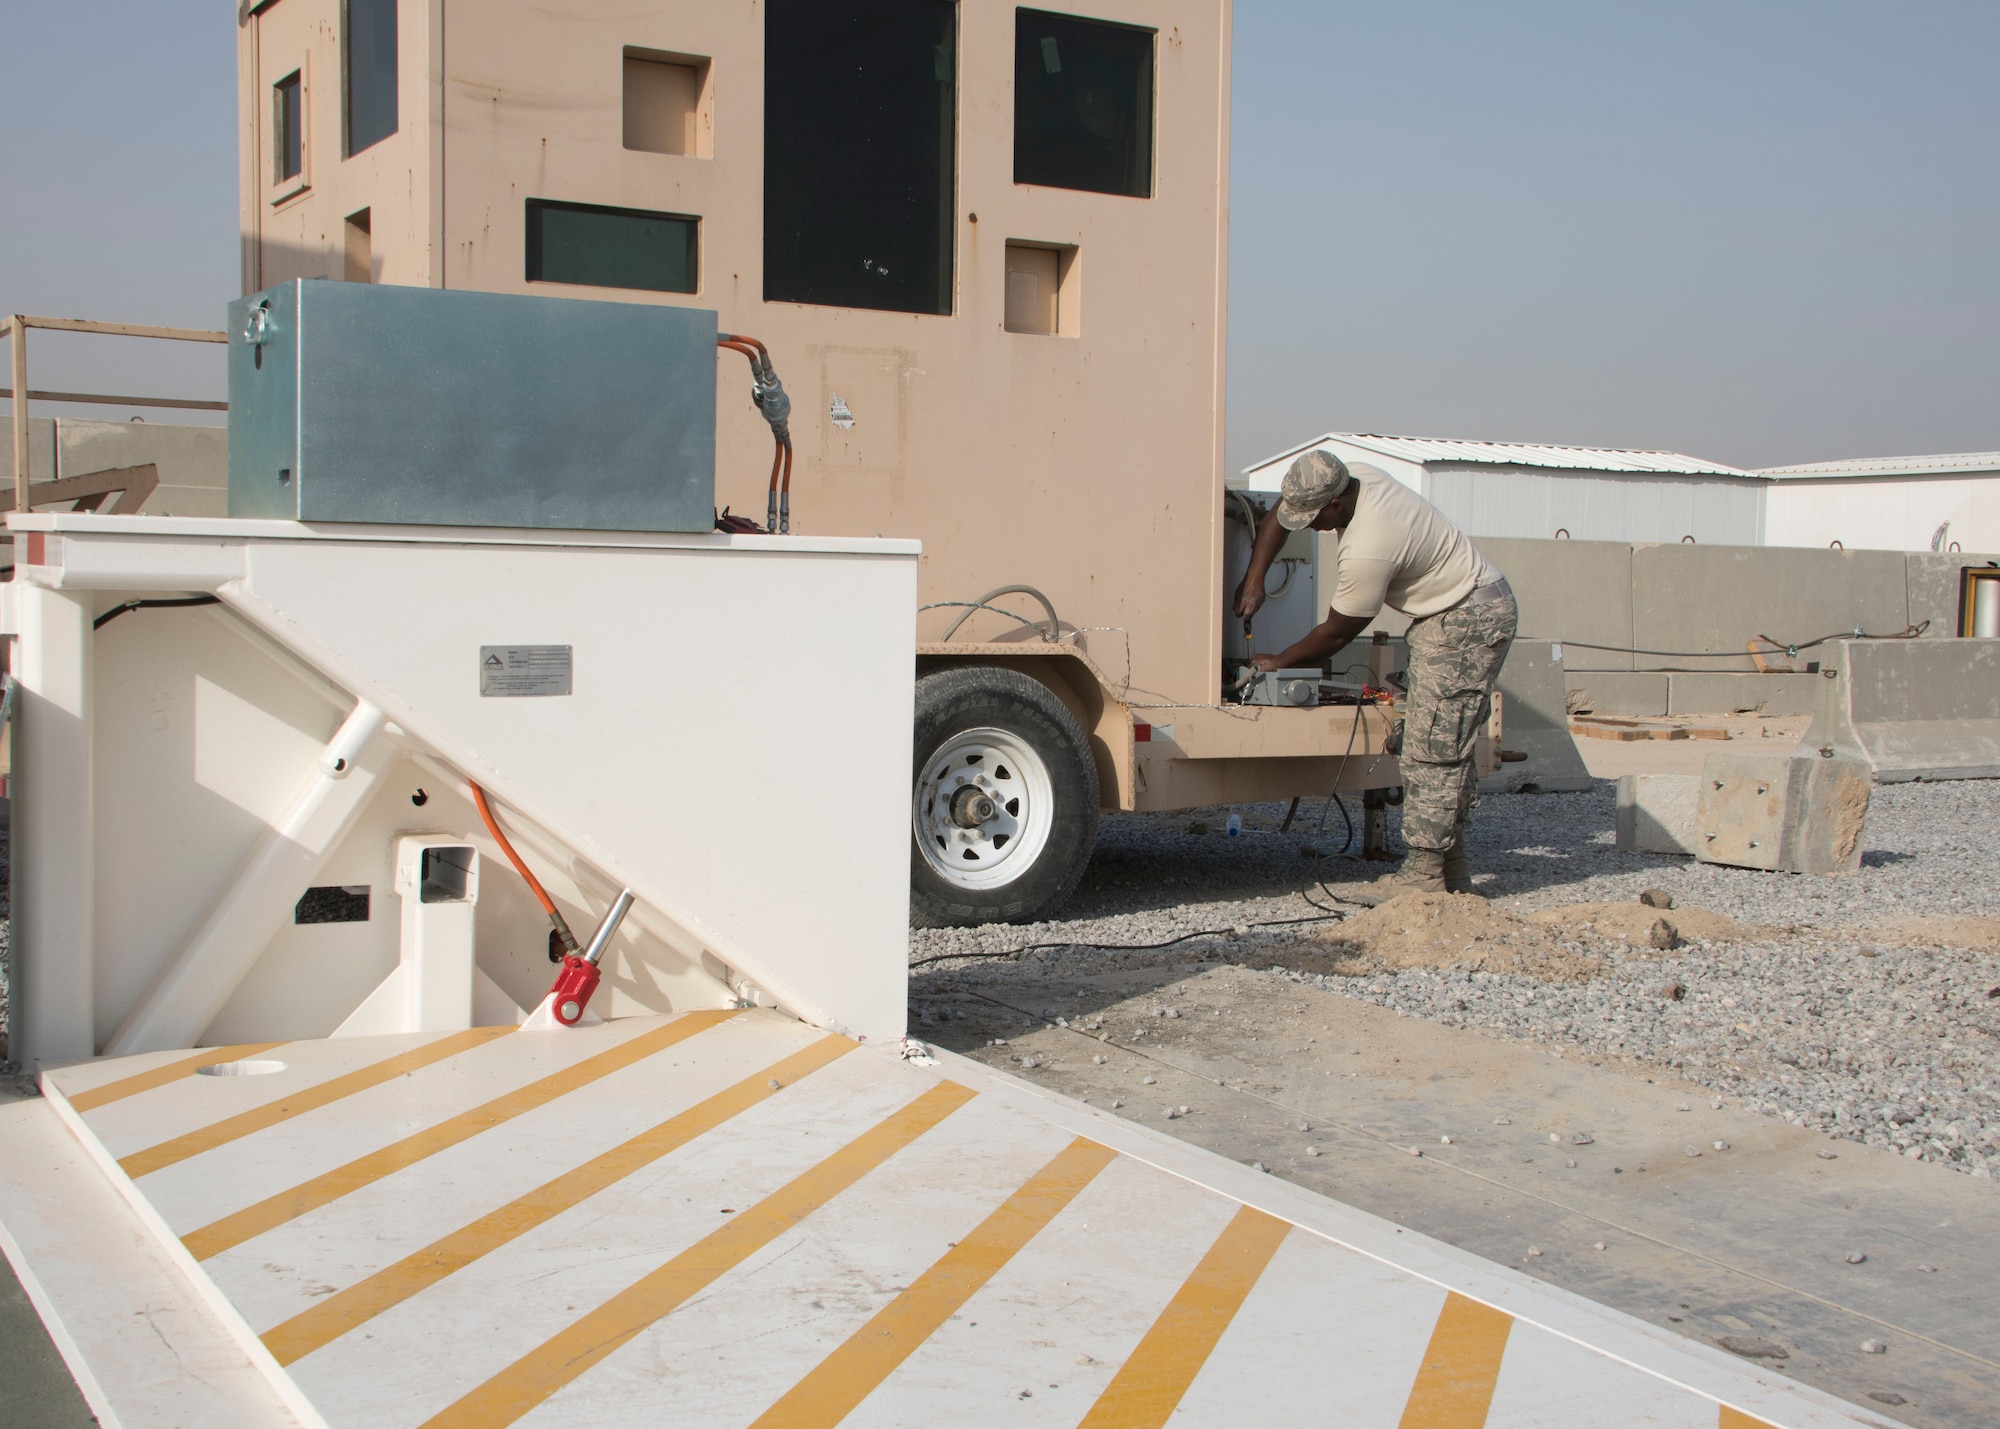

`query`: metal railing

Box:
[3,314,227,513]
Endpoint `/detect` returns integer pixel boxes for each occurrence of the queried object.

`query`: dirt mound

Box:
[1247,893,1767,983]
[1524,901,1765,945]
[1309,893,1607,982]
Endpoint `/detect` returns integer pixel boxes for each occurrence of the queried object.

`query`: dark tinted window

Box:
[526,200,698,294]
[764,0,956,315]
[343,0,399,156]
[1014,9,1153,197]
[275,71,303,181]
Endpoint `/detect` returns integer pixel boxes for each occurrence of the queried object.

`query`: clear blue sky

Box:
[4,2,1996,471]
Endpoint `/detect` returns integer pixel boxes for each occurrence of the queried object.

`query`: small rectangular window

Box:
[624,51,708,157]
[1014,9,1154,198]
[274,70,304,183]
[344,208,372,282]
[526,199,698,294]
[764,0,956,315]
[1003,241,1079,335]
[343,0,399,156]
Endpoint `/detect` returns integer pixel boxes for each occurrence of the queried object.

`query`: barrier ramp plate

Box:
[38,1010,1885,1429]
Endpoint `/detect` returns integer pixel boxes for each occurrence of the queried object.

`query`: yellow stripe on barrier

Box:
[183,1011,738,1261]
[1076,1204,1292,1429]
[118,1026,512,1180]
[262,1033,854,1366]
[66,1042,287,1112]
[749,1137,1118,1428]
[1397,1291,1513,1428]
[418,1078,979,1429]
[1719,1408,1780,1429]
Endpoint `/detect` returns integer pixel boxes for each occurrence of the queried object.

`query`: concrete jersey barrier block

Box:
[1695,751,1871,874]
[1615,773,1700,854]
[1803,638,2000,782]
[1482,640,1593,793]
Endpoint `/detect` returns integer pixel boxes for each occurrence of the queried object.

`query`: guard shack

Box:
[236,1,1426,924]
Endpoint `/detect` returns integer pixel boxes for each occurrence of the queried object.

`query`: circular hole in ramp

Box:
[196,1059,288,1078]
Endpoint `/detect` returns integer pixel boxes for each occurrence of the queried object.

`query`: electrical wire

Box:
[93,595,220,630]
[935,584,1062,642]
[470,781,580,954]
[1537,622,1929,660]
[918,601,1048,636]
[910,696,1393,972]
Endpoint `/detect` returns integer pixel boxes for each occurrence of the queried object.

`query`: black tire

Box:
[909,666,1099,928]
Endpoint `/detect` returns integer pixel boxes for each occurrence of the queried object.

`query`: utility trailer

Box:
[229,0,1492,926]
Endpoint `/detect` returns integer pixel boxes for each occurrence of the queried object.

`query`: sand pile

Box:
[1247,892,1766,983]
[1522,901,1761,946]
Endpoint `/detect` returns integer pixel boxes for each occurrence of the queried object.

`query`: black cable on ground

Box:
[92,595,221,631]
[909,682,1409,974]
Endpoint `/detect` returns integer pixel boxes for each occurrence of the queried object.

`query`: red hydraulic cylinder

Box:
[546,888,634,1026]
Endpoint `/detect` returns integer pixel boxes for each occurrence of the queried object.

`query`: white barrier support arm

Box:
[104,700,390,1056]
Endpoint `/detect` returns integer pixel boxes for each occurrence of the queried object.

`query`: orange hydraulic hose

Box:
[470,781,580,953]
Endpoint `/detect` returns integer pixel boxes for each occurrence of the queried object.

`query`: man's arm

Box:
[1252,610,1373,672]
[1233,506,1290,619]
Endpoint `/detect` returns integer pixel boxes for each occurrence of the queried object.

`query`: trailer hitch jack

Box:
[546,888,635,1026]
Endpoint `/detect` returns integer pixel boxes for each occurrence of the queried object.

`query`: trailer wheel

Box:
[910,667,1099,928]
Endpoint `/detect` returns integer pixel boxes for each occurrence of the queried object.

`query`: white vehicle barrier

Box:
[4,513,919,1066]
[0,512,1892,1427]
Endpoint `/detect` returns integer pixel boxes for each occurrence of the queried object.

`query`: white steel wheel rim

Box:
[913,726,1056,891]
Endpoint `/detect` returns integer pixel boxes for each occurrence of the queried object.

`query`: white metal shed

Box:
[1758,451,2000,553]
[1238,433,1768,546]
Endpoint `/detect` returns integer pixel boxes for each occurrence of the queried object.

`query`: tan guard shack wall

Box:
[238,0,1234,717]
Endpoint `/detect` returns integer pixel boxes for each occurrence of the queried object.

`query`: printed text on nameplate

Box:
[479,645,573,697]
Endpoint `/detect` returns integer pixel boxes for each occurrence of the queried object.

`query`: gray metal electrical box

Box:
[227,281,717,531]
[1244,668,1323,707]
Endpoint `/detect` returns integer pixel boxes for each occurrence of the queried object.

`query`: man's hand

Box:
[1251,653,1283,672]
[1233,579,1264,621]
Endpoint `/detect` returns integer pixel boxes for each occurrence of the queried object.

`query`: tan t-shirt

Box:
[1328,462,1501,619]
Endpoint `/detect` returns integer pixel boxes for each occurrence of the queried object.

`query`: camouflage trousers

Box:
[1399,591,1517,854]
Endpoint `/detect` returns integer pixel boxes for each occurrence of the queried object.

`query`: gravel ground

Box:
[911,779,2000,1179]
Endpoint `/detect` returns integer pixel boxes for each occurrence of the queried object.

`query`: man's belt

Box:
[1460,577,1512,608]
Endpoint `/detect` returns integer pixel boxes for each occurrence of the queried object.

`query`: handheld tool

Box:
[547,888,635,1027]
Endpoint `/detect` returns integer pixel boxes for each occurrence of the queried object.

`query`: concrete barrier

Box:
[2,417,227,525]
[1477,537,1636,671]
[1803,638,2000,782]
[1458,538,2000,715]
[1615,773,1699,854]
[1695,750,1871,873]
[1480,639,1592,793]
[1629,545,1909,673]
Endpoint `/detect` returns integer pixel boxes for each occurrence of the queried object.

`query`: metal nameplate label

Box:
[480,645,573,697]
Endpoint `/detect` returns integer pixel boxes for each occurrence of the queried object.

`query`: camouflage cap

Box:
[1275,449,1352,530]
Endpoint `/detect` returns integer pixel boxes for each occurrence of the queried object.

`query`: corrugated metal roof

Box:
[1756,451,2000,480]
[1245,432,1757,479]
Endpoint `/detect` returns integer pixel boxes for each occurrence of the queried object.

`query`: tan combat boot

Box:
[1371,847,1446,896]
[1443,842,1481,897]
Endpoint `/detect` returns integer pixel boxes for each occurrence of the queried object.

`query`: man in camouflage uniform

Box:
[1235,450,1517,894]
